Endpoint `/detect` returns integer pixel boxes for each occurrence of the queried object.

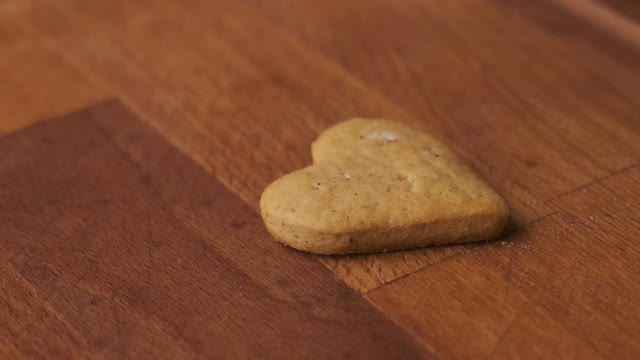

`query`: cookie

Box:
[260,119,509,254]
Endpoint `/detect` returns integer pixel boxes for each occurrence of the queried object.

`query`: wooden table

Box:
[1,0,639,358]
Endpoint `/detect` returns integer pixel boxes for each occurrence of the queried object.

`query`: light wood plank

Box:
[0,1,108,135]
[251,0,640,202]
[367,166,640,357]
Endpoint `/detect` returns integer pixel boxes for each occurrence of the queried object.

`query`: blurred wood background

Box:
[1,0,639,358]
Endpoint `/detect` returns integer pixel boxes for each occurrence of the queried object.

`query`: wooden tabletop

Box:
[1,0,639,358]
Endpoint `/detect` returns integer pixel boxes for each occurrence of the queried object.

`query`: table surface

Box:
[1,0,639,358]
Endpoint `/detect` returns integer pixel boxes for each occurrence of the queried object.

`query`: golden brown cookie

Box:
[260,119,509,254]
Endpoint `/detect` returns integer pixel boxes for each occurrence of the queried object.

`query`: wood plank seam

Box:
[2,1,638,356]
[33,0,555,220]
[53,0,554,224]
[1,107,112,272]
[0,2,112,136]
[545,161,639,205]
[2,127,207,358]
[90,98,436,356]
[365,161,640,357]
[48,47,551,297]
[361,251,463,296]
[35,34,255,210]
[91,99,438,355]
[364,212,616,358]
[0,104,132,357]
[247,0,640,202]
[360,292,440,357]
[32,0,548,219]
[29,4,555,297]
[230,0,572,222]
[1,100,433,358]
[362,209,559,295]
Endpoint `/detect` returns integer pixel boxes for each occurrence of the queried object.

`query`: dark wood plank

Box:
[366,166,640,358]
[28,0,555,293]
[0,100,430,359]
[0,264,91,359]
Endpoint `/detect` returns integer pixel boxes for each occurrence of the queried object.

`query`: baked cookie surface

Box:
[260,119,509,254]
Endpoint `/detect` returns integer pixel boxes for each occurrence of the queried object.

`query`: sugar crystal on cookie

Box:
[366,130,398,142]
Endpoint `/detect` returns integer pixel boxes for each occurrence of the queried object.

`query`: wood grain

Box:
[0,264,91,359]
[602,0,640,21]
[366,166,640,358]
[248,0,640,292]
[26,0,562,293]
[551,0,640,48]
[0,100,429,358]
[0,1,108,135]
[251,0,640,202]
[1,0,640,356]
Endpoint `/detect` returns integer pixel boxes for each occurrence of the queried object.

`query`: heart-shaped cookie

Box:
[260,119,509,254]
